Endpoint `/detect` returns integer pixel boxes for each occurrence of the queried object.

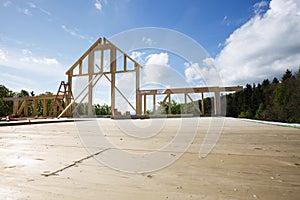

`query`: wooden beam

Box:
[88,51,94,116]
[135,63,142,115]
[66,37,102,75]
[13,100,18,114]
[153,94,156,113]
[24,100,28,117]
[184,93,187,114]
[168,94,171,114]
[110,47,116,116]
[17,101,25,115]
[139,86,243,95]
[143,95,147,115]
[214,91,221,116]
[201,92,205,115]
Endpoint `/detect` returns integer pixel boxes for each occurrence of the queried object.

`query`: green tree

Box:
[0,85,14,117]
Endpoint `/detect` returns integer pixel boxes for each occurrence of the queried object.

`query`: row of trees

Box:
[226,69,300,123]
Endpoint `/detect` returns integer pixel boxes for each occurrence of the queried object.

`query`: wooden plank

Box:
[139,86,243,95]
[153,94,156,113]
[3,95,64,101]
[17,101,25,114]
[88,51,95,116]
[135,63,142,115]
[110,47,116,116]
[201,92,205,115]
[143,95,147,114]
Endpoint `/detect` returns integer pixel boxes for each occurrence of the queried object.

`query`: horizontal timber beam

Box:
[139,86,243,95]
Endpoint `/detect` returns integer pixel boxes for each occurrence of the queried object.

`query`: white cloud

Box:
[141,52,189,89]
[0,72,36,92]
[254,1,268,15]
[216,0,300,86]
[17,7,31,16]
[3,1,11,7]
[0,49,8,62]
[0,47,65,93]
[145,52,169,66]
[21,56,58,65]
[28,2,36,8]
[184,62,202,83]
[61,25,92,41]
[130,51,145,64]
[184,59,221,86]
[21,49,32,55]
[95,0,102,11]
[222,15,230,26]
[39,8,51,16]
[142,36,154,46]
[0,47,64,78]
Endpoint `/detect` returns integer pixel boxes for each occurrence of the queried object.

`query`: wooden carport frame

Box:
[139,86,243,116]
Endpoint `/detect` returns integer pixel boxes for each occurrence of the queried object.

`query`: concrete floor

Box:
[0,117,299,199]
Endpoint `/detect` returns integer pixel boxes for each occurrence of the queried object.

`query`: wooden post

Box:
[43,99,47,117]
[153,94,156,113]
[168,94,171,115]
[66,72,73,117]
[88,51,95,116]
[184,93,187,114]
[201,92,205,115]
[13,100,18,114]
[214,91,221,116]
[135,64,142,115]
[143,95,147,114]
[24,100,28,116]
[110,47,116,117]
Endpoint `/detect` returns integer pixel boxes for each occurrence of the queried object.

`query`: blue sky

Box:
[0,0,299,95]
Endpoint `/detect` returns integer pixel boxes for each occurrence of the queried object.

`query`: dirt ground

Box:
[0,117,299,200]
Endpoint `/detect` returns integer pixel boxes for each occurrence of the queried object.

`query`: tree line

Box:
[226,68,300,123]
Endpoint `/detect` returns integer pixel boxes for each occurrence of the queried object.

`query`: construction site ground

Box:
[0,117,300,199]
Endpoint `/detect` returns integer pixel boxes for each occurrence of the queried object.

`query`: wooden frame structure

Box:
[139,86,243,116]
[3,37,243,118]
[58,37,142,118]
[3,95,63,117]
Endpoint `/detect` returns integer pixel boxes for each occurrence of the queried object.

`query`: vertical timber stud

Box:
[153,94,156,113]
[110,47,117,117]
[184,93,187,114]
[201,92,205,115]
[143,95,147,114]
[214,90,221,116]
[24,100,28,116]
[88,51,95,116]
[135,63,142,115]
[168,94,171,115]
[13,100,18,114]
[67,71,73,117]
[43,99,47,117]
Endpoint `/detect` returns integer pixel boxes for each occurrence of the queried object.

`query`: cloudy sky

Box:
[0,0,299,95]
